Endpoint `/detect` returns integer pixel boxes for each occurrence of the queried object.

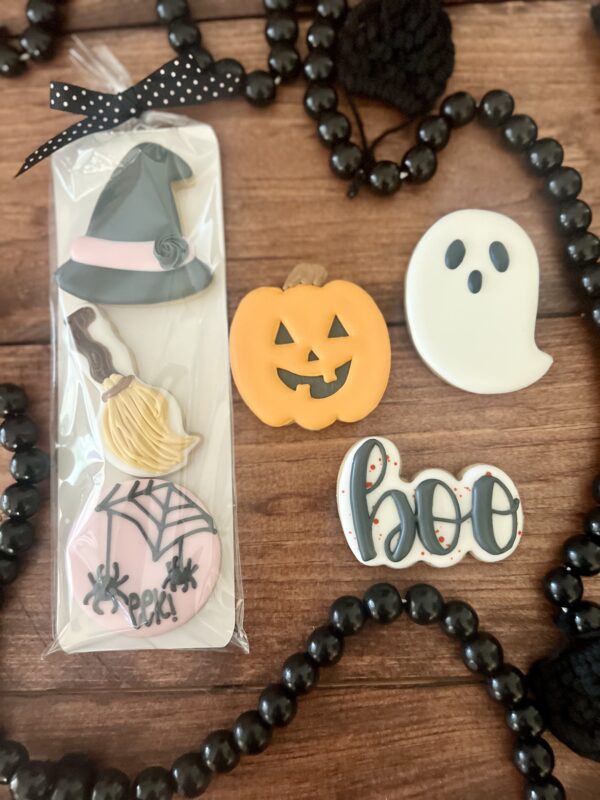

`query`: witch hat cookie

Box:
[56,142,213,305]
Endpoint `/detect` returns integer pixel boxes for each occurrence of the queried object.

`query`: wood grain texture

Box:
[1,0,599,797]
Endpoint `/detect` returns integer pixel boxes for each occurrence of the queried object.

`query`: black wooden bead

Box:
[502,114,538,151]
[26,0,59,28]
[0,740,28,784]
[232,711,272,755]
[506,701,546,739]
[405,584,444,624]
[329,594,366,635]
[170,753,211,798]
[91,770,130,800]
[304,82,337,118]
[10,448,50,483]
[557,198,592,236]
[417,115,450,151]
[188,46,213,71]
[264,0,295,10]
[307,20,336,51]
[441,92,476,127]
[306,625,344,665]
[265,13,298,45]
[11,761,56,800]
[316,0,347,25]
[462,632,504,675]
[133,768,173,800]
[558,600,600,636]
[566,231,600,267]
[19,25,54,62]
[581,263,600,297]
[513,738,554,781]
[543,566,583,606]
[258,684,297,727]
[0,415,38,452]
[268,44,300,81]
[281,652,319,695]
[156,0,189,23]
[303,49,335,82]
[0,384,27,416]
[363,582,403,622]
[525,777,566,800]
[440,600,479,640]
[330,142,362,179]
[214,59,245,81]
[368,162,401,196]
[0,556,19,585]
[0,519,35,558]
[245,70,276,107]
[317,111,350,147]
[478,89,514,128]
[526,138,564,175]
[201,731,240,774]
[0,43,26,78]
[546,166,582,202]
[563,533,600,575]
[584,506,600,539]
[402,145,437,184]
[1,483,40,519]
[487,664,527,705]
[168,17,200,53]
[592,300,600,327]
[52,754,95,800]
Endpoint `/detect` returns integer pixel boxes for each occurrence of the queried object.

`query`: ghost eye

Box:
[445,239,466,269]
[489,241,509,272]
[328,316,348,338]
[275,322,294,344]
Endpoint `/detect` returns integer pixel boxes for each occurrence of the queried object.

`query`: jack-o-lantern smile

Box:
[229,264,391,431]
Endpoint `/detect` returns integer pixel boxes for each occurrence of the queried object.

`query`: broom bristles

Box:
[101,375,198,474]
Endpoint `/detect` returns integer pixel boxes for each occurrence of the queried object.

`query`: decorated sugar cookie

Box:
[56,142,213,305]
[229,264,391,430]
[337,436,523,569]
[405,209,553,394]
[66,479,220,636]
[68,306,199,477]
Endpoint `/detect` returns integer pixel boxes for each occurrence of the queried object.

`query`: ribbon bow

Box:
[18,53,245,176]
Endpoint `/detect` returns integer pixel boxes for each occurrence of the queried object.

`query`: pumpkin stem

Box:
[283,263,329,290]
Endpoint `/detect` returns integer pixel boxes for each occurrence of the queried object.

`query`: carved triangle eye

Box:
[328,316,348,338]
[275,322,294,345]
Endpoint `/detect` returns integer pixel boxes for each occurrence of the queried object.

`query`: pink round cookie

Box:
[66,479,221,637]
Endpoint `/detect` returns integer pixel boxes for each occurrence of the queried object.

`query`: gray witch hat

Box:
[56,142,213,305]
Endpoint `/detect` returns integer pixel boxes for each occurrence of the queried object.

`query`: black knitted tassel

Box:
[336,0,455,117]
[529,636,600,762]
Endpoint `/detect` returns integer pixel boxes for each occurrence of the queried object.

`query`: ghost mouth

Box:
[276,361,352,399]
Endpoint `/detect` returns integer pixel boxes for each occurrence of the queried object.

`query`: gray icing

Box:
[468,269,483,294]
[445,239,465,269]
[275,322,294,344]
[277,360,352,399]
[414,479,462,555]
[489,240,510,272]
[55,142,213,305]
[471,474,520,555]
[328,316,349,338]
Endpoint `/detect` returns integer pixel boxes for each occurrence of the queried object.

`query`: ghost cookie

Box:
[337,436,524,569]
[405,209,553,394]
[66,479,221,637]
[229,263,391,431]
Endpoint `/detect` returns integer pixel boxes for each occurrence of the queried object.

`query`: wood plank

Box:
[1,314,598,693]
[0,685,597,799]
[1,1,599,344]
[0,0,562,36]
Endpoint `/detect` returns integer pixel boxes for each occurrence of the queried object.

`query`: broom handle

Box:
[68,307,118,385]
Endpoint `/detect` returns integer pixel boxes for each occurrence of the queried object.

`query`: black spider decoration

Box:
[162,556,199,593]
[83,562,130,615]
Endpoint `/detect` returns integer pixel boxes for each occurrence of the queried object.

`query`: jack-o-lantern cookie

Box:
[230,264,391,430]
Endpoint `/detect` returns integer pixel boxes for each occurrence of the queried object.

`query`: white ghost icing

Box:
[405,209,553,394]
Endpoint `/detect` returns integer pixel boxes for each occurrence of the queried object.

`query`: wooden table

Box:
[1,1,600,797]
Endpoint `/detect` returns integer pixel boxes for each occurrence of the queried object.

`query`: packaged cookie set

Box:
[49,113,245,653]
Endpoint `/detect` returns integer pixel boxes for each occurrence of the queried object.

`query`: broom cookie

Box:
[68,306,199,477]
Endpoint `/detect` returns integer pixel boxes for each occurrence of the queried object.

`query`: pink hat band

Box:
[70,235,195,273]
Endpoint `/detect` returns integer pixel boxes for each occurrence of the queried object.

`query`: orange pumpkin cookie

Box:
[229,264,391,431]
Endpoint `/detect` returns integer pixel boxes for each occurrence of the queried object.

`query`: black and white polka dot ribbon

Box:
[17,54,245,176]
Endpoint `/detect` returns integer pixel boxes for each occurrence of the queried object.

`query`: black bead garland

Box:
[363,582,403,623]
[405,584,444,625]
[478,89,515,128]
[502,114,538,151]
[200,732,239,775]
[462,633,504,675]
[170,754,211,799]
[329,594,366,635]
[232,711,272,756]
[487,665,527,705]
[257,684,297,727]
[0,2,62,78]
[440,600,479,640]
[0,740,28,784]
[527,139,564,175]
[306,625,344,665]
[506,702,546,740]
[281,652,320,695]
[132,767,173,800]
